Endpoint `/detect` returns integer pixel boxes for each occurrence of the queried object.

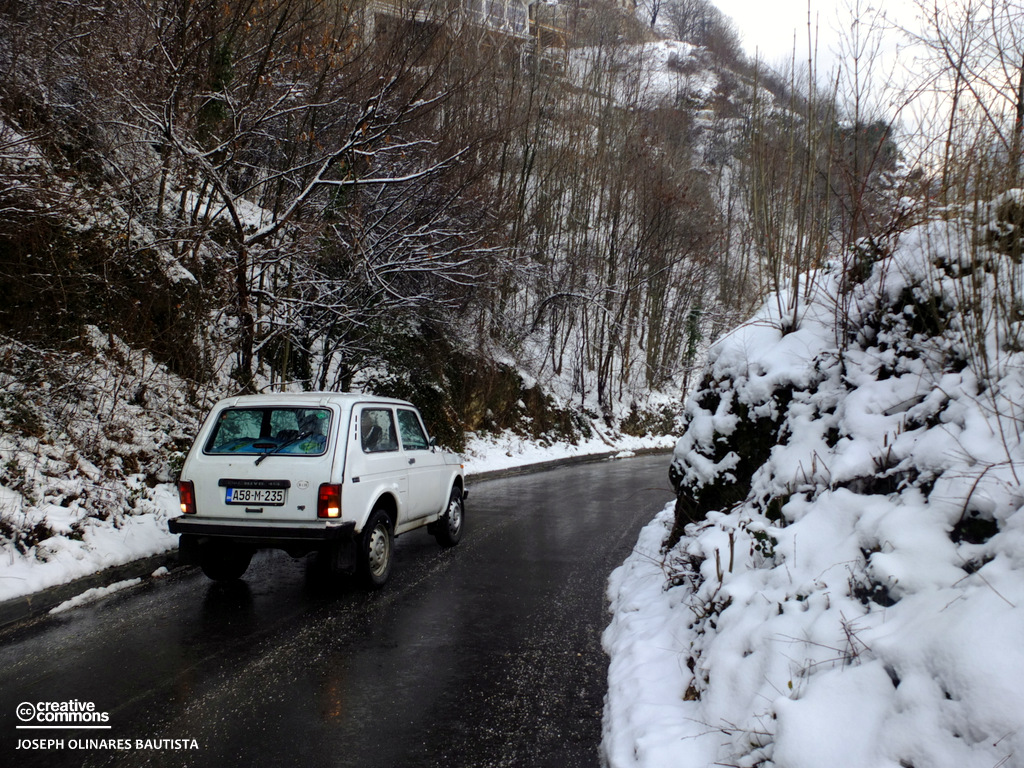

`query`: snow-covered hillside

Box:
[0,328,205,600]
[604,201,1024,767]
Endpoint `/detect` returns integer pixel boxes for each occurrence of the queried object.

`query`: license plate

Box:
[225,487,286,506]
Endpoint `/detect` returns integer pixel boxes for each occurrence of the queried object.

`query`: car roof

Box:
[215,392,414,409]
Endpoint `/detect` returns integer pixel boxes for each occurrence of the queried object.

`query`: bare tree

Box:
[103,0,496,391]
[913,0,1024,193]
[662,0,742,63]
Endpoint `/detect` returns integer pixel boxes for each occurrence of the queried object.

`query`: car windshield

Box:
[204,407,331,456]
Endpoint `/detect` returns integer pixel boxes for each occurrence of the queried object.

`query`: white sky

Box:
[709,0,938,126]
[710,0,921,75]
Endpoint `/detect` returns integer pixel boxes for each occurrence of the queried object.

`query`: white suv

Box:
[169,393,466,587]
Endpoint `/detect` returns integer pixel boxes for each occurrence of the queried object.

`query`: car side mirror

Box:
[429,436,438,449]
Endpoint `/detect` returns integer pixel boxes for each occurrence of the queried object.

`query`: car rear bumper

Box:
[168,516,356,546]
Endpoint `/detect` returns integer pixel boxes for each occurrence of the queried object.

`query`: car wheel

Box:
[359,509,394,589]
[199,542,253,581]
[434,486,464,548]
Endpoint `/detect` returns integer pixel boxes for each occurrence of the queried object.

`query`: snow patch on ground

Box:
[49,577,142,615]
[567,39,720,110]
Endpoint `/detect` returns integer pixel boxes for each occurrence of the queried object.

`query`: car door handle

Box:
[408,458,416,465]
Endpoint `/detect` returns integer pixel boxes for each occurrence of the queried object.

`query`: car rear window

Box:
[204,407,332,456]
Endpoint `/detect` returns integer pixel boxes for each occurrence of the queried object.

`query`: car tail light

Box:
[317,484,342,518]
[178,481,197,515]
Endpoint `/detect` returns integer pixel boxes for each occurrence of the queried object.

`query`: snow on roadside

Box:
[462,430,674,476]
[49,577,142,615]
[603,211,1024,767]
[0,330,203,605]
[603,505,719,768]
[0,492,179,605]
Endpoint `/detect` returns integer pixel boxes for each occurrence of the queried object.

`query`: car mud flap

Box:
[177,534,202,565]
[320,538,357,576]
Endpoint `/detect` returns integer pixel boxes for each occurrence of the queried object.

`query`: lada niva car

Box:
[169,393,466,587]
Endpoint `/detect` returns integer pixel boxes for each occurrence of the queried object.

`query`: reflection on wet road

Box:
[0,454,672,768]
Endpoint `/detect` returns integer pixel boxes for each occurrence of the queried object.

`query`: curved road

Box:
[0,453,671,768]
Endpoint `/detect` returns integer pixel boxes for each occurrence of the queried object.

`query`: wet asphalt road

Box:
[0,453,672,768]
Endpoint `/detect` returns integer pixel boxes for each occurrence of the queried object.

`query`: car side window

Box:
[360,408,398,453]
[397,409,429,451]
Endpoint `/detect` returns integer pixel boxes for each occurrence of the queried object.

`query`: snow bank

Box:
[604,210,1024,767]
[462,430,673,475]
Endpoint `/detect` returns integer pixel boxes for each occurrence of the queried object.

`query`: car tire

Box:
[199,542,253,581]
[358,509,394,589]
[433,486,464,548]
